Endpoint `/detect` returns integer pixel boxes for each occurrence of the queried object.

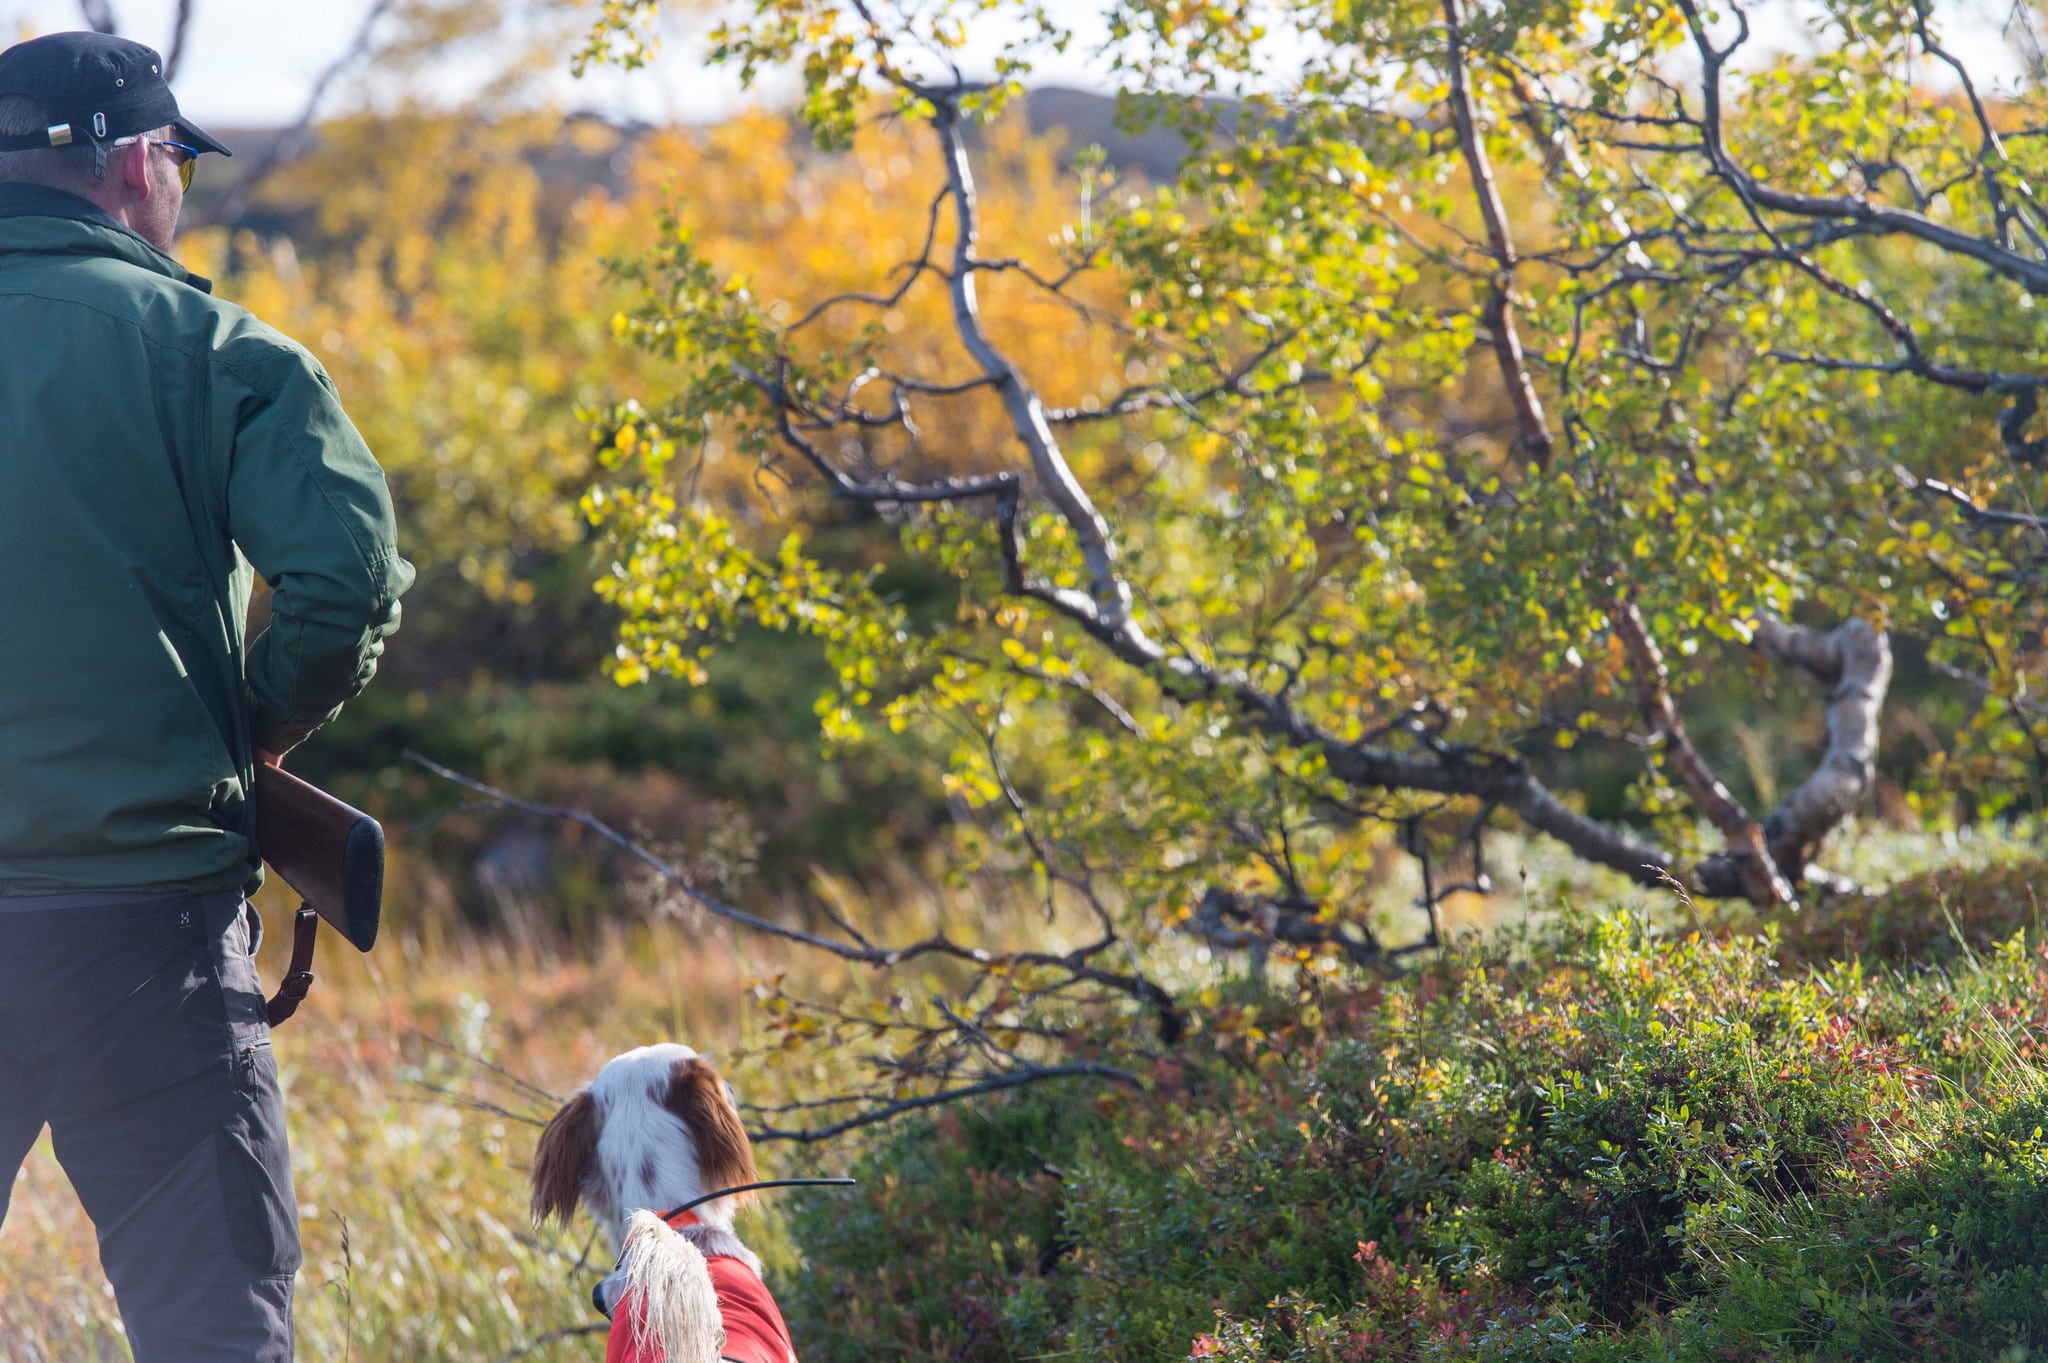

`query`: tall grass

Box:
[0,880,767,1363]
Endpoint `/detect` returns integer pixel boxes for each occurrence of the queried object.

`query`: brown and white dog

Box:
[531,1044,797,1363]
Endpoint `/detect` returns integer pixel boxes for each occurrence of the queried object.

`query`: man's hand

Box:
[255,746,284,770]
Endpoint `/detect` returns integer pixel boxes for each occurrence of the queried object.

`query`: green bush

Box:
[782,1097,1103,1362]
[785,903,2048,1362]
[1775,860,2048,969]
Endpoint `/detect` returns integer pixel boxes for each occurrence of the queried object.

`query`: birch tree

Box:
[572,0,2048,1121]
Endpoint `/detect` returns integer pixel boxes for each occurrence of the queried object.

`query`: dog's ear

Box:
[664,1057,757,1200]
[531,1088,598,1225]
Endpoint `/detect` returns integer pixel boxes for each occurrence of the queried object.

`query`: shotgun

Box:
[252,763,383,953]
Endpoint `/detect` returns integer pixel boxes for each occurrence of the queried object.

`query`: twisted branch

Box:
[1613,601,1791,905]
[1695,618,1892,895]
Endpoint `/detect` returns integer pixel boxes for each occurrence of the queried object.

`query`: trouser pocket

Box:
[207,891,272,1050]
[199,894,300,1274]
[218,1039,302,1276]
[97,1129,297,1363]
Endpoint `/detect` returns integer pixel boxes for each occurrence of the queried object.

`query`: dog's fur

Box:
[531,1044,770,1363]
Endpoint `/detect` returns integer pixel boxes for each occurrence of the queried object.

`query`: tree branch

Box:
[929,92,1145,637]
[744,1062,1141,1144]
[185,0,395,229]
[1613,600,1791,905]
[1695,617,1892,894]
[1444,0,1555,470]
[162,0,196,83]
[490,1323,609,1363]
[1675,0,2048,295]
[405,752,1184,1036]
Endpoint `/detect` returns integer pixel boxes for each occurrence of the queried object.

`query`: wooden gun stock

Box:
[252,764,383,953]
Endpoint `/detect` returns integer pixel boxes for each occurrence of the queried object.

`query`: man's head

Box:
[0,31,229,254]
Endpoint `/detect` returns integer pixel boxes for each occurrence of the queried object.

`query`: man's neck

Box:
[0,181,175,255]
[0,181,112,222]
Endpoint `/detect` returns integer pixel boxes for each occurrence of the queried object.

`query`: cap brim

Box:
[174,119,231,158]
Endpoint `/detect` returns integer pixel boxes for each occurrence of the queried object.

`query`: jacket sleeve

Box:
[218,337,415,754]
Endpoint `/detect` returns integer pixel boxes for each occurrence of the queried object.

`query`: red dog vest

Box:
[606,1211,797,1363]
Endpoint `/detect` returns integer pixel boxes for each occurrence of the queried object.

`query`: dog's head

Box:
[530,1044,757,1244]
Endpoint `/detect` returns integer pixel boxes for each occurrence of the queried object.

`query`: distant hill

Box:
[186,87,1205,238]
[1015,86,1203,181]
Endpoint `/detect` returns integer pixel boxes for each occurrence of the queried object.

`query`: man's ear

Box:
[115,137,153,198]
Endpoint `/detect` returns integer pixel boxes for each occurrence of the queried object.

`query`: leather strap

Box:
[264,903,319,1027]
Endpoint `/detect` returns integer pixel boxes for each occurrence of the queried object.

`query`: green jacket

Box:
[0,184,414,897]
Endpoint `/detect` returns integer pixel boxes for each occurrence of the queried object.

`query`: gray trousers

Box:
[0,891,299,1361]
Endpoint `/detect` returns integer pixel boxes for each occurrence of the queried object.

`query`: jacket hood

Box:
[0,180,210,292]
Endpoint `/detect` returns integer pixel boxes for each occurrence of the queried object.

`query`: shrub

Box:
[782,1096,1104,1363]
[1775,859,2048,969]
[784,906,2048,1362]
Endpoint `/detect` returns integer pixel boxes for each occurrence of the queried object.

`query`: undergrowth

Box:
[785,867,2048,1363]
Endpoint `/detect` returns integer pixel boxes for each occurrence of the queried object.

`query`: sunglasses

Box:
[110,134,202,191]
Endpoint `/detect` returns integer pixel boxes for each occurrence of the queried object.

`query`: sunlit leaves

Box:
[583,0,2048,959]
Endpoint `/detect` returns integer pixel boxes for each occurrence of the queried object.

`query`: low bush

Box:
[786,892,2048,1362]
[1774,860,2046,969]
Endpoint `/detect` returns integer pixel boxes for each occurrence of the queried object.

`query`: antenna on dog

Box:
[656,1177,858,1222]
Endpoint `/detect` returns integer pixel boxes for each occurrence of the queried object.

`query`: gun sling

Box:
[264,904,319,1027]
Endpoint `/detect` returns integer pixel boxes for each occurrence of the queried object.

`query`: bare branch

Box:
[162,0,196,82]
[186,0,395,229]
[490,1324,609,1363]
[746,1062,1141,1144]
[1613,600,1791,905]
[404,752,1184,1035]
[406,1026,563,1108]
[785,186,950,334]
[1444,0,1555,470]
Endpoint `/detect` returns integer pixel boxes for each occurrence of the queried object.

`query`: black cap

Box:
[0,32,230,157]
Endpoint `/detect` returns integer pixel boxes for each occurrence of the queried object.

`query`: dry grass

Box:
[0,879,775,1363]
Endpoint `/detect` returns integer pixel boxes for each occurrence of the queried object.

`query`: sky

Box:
[0,0,2040,130]
[0,0,733,125]
[0,0,1130,127]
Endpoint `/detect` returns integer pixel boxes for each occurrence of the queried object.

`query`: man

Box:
[0,31,412,1361]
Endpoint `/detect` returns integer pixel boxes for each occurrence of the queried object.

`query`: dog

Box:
[531,1044,797,1363]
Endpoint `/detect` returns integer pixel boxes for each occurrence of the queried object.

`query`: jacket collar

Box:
[0,180,212,293]
[594,1208,756,1320]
